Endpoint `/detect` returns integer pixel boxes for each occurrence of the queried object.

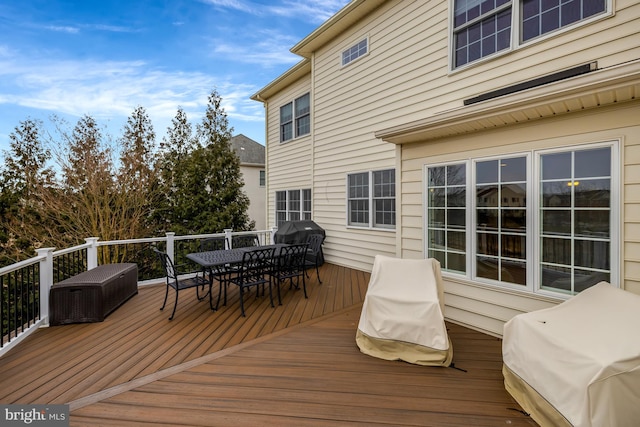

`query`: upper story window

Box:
[280,93,311,142]
[259,170,265,187]
[452,0,607,69]
[342,37,368,66]
[347,169,396,230]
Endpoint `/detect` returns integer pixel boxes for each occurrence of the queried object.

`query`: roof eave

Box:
[376,59,640,145]
[290,0,387,58]
[251,59,311,102]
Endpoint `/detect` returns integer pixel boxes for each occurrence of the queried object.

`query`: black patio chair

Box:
[271,243,309,305]
[231,233,260,248]
[200,236,228,251]
[200,236,232,304]
[153,247,213,320]
[225,247,275,317]
[304,234,325,284]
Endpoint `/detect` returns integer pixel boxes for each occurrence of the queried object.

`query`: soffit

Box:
[376,60,640,145]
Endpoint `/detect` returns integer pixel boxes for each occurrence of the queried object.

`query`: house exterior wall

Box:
[400,102,640,336]
[239,164,266,230]
[264,76,314,227]
[255,0,640,336]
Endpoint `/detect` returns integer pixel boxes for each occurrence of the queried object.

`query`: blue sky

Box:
[0,0,349,152]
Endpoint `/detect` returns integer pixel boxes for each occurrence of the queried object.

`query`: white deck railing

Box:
[0,228,277,358]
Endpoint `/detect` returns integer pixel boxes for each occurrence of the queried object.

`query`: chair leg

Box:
[169,288,179,320]
[160,284,169,311]
[315,262,322,284]
[268,279,275,308]
[239,286,246,317]
[301,274,308,299]
[208,281,216,312]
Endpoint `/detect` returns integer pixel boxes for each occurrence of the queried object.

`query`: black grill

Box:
[274,220,325,244]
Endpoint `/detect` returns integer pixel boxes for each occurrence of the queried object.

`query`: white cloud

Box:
[0,54,263,140]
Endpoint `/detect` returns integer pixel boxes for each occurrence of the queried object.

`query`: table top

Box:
[187,244,291,268]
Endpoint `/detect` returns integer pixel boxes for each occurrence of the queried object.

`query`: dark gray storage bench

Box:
[49,263,138,326]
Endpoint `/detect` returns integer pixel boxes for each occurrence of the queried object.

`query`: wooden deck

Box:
[0,263,535,426]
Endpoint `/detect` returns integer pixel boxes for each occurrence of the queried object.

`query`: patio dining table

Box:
[187,244,291,308]
[186,244,291,270]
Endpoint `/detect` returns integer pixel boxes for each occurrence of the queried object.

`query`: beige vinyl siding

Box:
[282,0,638,272]
[399,101,640,336]
[264,76,313,228]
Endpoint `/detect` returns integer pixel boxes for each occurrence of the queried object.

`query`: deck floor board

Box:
[0,262,535,426]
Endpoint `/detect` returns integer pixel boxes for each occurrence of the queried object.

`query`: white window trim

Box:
[341,36,370,68]
[346,169,396,231]
[423,140,619,299]
[279,92,311,143]
[275,189,312,226]
[448,0,613,73]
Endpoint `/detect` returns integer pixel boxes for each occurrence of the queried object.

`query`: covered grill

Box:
[274,220,325,244]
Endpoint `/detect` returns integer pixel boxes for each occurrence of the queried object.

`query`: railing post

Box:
[37,247,55,327]
[166,232,176,262]
[270,226,278,244]
[85,237,99,269]
[224,229,233,249]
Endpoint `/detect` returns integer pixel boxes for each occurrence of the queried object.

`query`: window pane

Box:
[541,264,572,290]
[429,167,445,186]
[502,183,526,207]
[448,252,466,272]
[448,231,466,251]
[477,160,499,183]
[296,115,310,137]
[477,257,499,280]
[448,208,466,229]
[542,181,571,207]
[574,179,610,207]
[477,208,499,230]
[574,240,609,269]
[501,157,527,182]
[429,208,445,227]
[542,209,571,235]
[574,210,609,237]
[429,229,445,249]
[574,269,609,292]
[503,260,527,285]
[541,151,571,180]
[575,147,610,178]
[477,233,499,256]
[447,164,466,185]
[429,188,446,207]
[448,187,466,207]
[502,209,526,231]
[542,237,571,265]
[502,234,526,259]
[477,185,498,207]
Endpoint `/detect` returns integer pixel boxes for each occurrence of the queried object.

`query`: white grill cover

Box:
[503,282,640,427]
[356,255,452,366]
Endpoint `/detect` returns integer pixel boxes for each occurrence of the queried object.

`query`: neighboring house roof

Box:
[230,134,265,166]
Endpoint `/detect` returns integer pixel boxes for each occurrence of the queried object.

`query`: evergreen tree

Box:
[193,89,253,233]
[0,119,55,263]
[155,107,198,234]
[118,106,159,238]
